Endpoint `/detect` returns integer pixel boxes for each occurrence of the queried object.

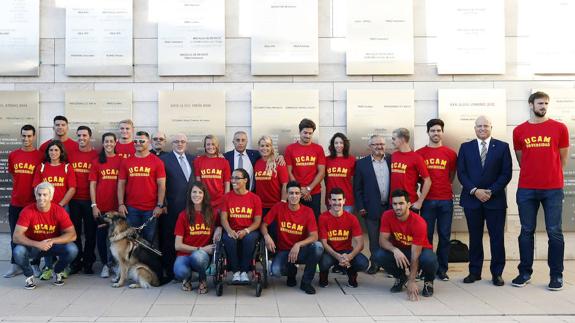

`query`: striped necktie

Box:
[480,140,487,167]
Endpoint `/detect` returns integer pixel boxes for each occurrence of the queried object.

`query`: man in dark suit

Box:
[354,134,391,274]
[150,132,167,157]
[160,133,194,281]
[224,131,260,191]
[457,116,512,286]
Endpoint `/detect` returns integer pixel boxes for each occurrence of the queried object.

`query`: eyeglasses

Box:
[152,137,166,141]
[231,176,245,180]
[133,139,146,144]
[370,143,385,147]
[172,140,186,144]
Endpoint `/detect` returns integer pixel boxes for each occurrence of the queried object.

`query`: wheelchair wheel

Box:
[262,244,269,289]
[216,282,224,296]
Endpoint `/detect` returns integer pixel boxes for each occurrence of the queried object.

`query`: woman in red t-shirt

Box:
[173,182,221,294]
[194,135,231,207]
[89,133,122,278]
[325,133,355,212]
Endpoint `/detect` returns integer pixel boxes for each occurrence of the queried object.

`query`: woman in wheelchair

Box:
[220,168,263,283]
[173,182,221,294]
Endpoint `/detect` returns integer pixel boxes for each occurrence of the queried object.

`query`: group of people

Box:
[4,91,568,299]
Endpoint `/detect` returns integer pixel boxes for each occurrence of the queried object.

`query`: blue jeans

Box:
[222,230,260,272]
[126,206,157,244]
[13,243,78,277]
[421,199,453,275]
[372,247,438,282]
[173,250,211,282]
[271,241,324,284]
[516,188,564,278]
[319,250,369,273]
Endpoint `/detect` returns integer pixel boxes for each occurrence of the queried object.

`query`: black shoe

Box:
[422,281,434,297]
[437,272,450,281]
[83,264,94,275]
[286,275,297,287]
[347,271,358,288]
[319,271,329,287]
[463,273,481,284]
[511,275,531,287]
[390,275,407,293]
[492,275,504,286]
[69,263,82,275]
[331,265,343,274]
[300,281,316,294]
[367,264,379,275]
[548,276,563,291]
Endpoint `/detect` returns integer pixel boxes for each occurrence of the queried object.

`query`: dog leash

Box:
[133,237,163,256]
[136,215,156,231]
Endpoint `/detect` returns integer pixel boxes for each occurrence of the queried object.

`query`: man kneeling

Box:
[13,182,78,289]
[318,188,368,288]
[261,181,323,294]
[373,189,438,300]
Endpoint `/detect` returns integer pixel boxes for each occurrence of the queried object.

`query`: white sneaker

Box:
[240,272,249,282]
[32,265,41,278]
[24,275,37,290]
[232,272,241,283]
[3,264,23,278]
[100,265,110,278]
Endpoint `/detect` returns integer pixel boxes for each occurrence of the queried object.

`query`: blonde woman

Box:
[193,135,231,207]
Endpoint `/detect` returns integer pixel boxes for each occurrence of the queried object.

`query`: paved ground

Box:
[0,260,574,322]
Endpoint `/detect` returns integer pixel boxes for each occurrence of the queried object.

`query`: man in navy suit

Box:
[224,131,260,191]
[354,134,391,274]
[160,133,194,281]
[457,116,512,286]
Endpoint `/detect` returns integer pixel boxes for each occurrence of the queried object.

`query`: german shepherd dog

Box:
[103,212,163,288]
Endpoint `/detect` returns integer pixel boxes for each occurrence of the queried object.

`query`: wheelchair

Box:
[212,235,270,297]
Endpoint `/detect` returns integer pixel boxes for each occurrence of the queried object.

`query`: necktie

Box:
[238,153,244,169]
[480,141,487,167]
[179,155,190,180]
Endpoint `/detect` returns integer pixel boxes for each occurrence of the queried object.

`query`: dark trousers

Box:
[319,251,369,273]
[365,216,381,263]
[464,206,506,277]
[421,199,453,275]
[96,224,111,266]
[301,193,321,220]
[69,199,97,267]
[262,207,278,244]
[373,247,438,282]
[271,242,324,284]
[159,210,179,280]
[8,205,24,264]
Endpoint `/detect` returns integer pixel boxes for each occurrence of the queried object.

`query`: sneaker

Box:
[300,281,316,294]
[3,264,23,278]
[69,263,82,275]
[100,265,110,278]
[24,275,37,290]
[181,279,192,291]
[316,264,320,273]
[232,272,241,283]
[437,272,450,281]
[511,275,531,287]
[32,265,41,278]
[319,271,329,287]
[61,266,71,279]
[390,275,407,293]
[286,274,297,287]
[422,281,434,297]
[53,272,65,287]
[548,277,564,291]
[39,267,53,281]
[415,271,424,282]
[347,271,358,288]
[240,272,250,283]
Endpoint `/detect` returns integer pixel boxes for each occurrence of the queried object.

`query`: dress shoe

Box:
[366,264,379,275]
[463,274,481,284]
[492,275,504,286]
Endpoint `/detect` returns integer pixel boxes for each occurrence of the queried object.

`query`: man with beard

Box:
[39,116,78,156]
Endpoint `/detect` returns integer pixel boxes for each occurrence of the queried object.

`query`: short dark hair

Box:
[77,125,92,136]
[329,187,345,198]
[233,168,250,190]
[53,115,68,124]
[328,132,350,159]
[391,189,410,202]
[298,118,316,132]
[528,91,550,104]
[286,181,301,191]
[426,119,444,132]
[21,124,36,135]
[135,131,150,139]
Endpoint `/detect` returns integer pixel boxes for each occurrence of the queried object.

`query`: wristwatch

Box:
[156,204,164,208]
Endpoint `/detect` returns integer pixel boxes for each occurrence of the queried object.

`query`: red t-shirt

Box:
[390,151,430,204]
[174,210,217,256]
[39,138,78,157]
[8,149,43,207]
[89,155,122,212]
[254,159,289,208]
[32,163,77,205]
[193,155,231,204]
[69,149,99,200]
[379,209,432,249]
[17,203,74,241]
[513,119,569,189]
[222,191,262,231]
[318,211,362,252]
[264,202,317,251]
[415,146,457,200]
[285,142,326,195]
[325,156,355,206]
[118,154,166,210]
[115,141,136,159]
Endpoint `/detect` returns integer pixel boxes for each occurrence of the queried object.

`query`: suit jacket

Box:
[224,149,261,171]
[161,152,195,217]
[354,154,392,220]
[457,138,512,210]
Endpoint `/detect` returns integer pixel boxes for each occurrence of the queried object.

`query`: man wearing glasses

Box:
[150,132,168,157]
[117,131,167,244]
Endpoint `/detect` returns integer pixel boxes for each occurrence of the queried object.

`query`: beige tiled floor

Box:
[0,261,574,322]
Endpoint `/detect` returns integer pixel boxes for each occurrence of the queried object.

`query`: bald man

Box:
[457,116,512,287]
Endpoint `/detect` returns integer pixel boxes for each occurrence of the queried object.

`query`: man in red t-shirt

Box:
[68,126,99,274]
[115,119,136,159]
[5,125,44,278]
[512,91,570,291]
[261,181,324,294]
[372,189,438,300]
[39,115,78,157]
[390,128,431,213]
[318,188,368,288]
[285,118,326,219]
[12,182,78,289]
[415,119,457,281]
[118,131,166,243]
